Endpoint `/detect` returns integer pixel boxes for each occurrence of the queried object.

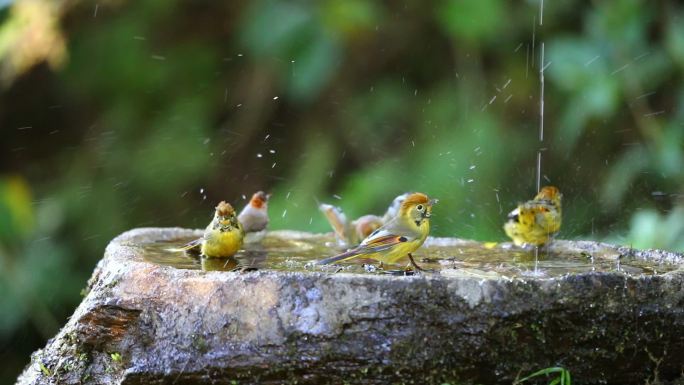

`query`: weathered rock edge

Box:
[15,227,684,385]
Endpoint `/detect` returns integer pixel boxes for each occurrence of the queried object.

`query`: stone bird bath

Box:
[15,228,684,384]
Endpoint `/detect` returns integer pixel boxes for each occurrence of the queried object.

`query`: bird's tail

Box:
[319,203,350,243]
[316,248,363,265]
[166,238,202,253]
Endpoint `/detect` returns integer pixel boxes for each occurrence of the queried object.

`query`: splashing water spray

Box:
[534,0,545,275]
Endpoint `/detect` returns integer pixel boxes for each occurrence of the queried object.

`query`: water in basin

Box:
[132,231,681,278]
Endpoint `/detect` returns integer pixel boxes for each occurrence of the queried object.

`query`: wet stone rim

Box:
[15,227,684,385]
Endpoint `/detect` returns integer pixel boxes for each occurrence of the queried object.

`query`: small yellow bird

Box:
[503,186,562,247]
[201,201,244,257]
[317,192,436,269]
[176,201,245,258]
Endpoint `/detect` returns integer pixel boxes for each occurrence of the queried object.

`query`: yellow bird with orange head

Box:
[504,186,562,247]
[317,192,437,269]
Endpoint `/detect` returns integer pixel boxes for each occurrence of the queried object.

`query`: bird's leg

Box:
[407,253,426,272]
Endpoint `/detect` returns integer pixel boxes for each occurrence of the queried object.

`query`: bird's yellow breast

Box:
[201,228,244,258]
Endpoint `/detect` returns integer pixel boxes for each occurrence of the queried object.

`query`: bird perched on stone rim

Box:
[317,192,437,271]
[175,201,245,258]
[238,191,271,233]
[503,186,562,247]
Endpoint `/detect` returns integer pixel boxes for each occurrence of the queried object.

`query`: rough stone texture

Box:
[15,228,684,385]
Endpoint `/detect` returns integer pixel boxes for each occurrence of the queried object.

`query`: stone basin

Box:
[15,227,684,384]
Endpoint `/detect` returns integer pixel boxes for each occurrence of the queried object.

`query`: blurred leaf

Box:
[625,207,684,251]
[653,123,684,178]
[628,49,673,87]
[600,145,649,210]
[0,0,66,85]
[0,236,73,336]
[547,38,621,152]
[240,1,311,57]
[336,161,408,220]
[588,0,651,48]
[241,1,340,101]
[666,12,684,70]
[269,132,337,231]
[284,30,340,101]
[0,176,33,244]
[321,0,381,38]
[341,81,413,153]
[130,99,213,194]
[436,0,505,44]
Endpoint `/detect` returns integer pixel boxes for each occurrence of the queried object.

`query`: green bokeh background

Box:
[1,0,683,382]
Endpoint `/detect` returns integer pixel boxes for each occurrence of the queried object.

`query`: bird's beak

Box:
[429,198,439,206]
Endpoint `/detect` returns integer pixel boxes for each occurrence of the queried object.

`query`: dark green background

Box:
[1,0,683,382]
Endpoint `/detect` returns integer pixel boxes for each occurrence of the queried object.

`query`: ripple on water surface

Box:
[135,231,682,278]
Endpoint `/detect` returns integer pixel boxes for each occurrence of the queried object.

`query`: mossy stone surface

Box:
[15,228,684,385]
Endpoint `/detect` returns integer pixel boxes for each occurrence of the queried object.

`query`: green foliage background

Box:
[1,0,683,381]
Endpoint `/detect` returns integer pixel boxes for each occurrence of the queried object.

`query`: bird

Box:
[318,203,353,245]
[381,192,409,222]
[319,193,409,247]
[503,186,562,247]
[176,201,245,258]
[350,215,384,244]
[317,192,436,270]
[238,191,271,233]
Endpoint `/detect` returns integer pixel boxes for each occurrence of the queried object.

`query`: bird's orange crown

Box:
[216,201,235,217]
[400,192,433,212]
[249,191,270,209]
[535,186,561,201]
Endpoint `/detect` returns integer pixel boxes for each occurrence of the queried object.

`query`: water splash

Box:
[534,1,547,273]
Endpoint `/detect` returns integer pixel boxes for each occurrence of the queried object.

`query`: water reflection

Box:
[137,232,681,278]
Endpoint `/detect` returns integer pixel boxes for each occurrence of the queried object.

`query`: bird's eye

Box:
[416,204,424,211]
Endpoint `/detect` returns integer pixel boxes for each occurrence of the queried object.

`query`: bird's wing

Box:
[532,202,561,232]
[317,215,421,265]
[319,204,349,241]
[506,206,521,221]
[359,231,413,252]
[166,237,203,252]
[316,232,411,265]
[351,215,383,241]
